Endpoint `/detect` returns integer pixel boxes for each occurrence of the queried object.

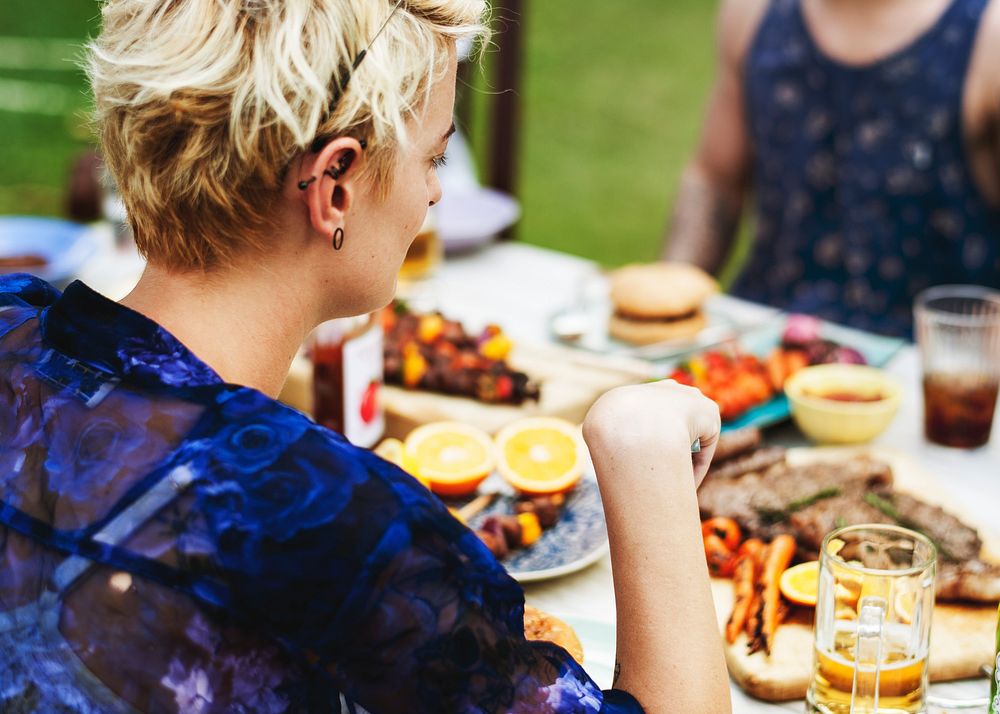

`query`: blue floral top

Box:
[0,275,642,714]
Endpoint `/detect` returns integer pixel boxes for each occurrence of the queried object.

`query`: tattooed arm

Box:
[664,167,745,272]
[585,382,730,714]
[662,0,767,273]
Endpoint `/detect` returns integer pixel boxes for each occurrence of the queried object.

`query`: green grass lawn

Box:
[0,0,718,268]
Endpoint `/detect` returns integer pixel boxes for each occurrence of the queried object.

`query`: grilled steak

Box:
[700,448,1000,602]
[699,457,893,538]
[788,484,895,558]
[708,446,787,480]
[887,492,982,563]
[938,560,1000,601]
[712,427,764,463]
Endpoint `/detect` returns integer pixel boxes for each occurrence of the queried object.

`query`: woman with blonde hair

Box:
[0,1,730,712]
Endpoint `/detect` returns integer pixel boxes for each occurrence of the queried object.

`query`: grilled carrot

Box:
[737,537,765,564]
[759,534,796,655]
[704,533,737,578]
[745,554,766,649]
[736,538,766,641]
[726,553,758,644]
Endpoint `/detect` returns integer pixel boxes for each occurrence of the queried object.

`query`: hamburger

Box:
[608,262,718,345]
[523,605,584,663]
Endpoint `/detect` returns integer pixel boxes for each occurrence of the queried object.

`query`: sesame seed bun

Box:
[609,262,718,317]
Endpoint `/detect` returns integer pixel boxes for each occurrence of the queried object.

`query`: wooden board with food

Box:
[281,302,651,438]
[700,429,1000,701]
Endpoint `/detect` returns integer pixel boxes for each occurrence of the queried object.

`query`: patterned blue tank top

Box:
[731,0,1000,337]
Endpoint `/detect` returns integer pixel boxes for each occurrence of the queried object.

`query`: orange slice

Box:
[374,438,429,488]
[404,422,495,497]
[779,560,820,607]
[495,417,584,495]
[894,590,917,624]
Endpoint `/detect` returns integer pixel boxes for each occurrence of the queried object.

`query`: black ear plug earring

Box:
[297,139,368,190]
[332,227,345,251]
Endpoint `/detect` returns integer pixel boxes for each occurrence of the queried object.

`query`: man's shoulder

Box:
[718,0,773,67]
[975,0,1000,57]
[966,0,1000,128]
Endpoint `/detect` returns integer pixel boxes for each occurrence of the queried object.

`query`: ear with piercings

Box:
[297,139,368,191]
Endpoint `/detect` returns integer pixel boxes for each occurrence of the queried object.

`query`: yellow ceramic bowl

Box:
[784,364,902,444]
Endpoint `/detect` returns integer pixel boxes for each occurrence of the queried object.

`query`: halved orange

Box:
[374,437,429,488]
[779,560,820,607]
[403,422,495,497]
[494,417,584,495]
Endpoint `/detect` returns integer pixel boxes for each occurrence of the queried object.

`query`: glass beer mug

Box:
[808,524,936,714]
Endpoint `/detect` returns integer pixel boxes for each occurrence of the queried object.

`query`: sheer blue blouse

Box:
[0,275,642,714]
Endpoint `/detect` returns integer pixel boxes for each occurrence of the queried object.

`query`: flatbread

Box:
[523,604,585,663]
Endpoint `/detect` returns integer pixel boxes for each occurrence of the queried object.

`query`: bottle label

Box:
[341,321,384,448]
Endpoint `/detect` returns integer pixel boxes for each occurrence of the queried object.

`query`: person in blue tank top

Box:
[664,0,1000,337]
[0,1,732,713]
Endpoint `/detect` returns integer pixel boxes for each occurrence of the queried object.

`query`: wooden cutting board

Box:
[279,342,651,437]
[711,446,1000,702]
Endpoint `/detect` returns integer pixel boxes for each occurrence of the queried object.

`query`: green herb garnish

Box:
[863,492,955,562]
[756,487,842,524]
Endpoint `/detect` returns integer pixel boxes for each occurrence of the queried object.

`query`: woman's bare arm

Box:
[584,382,731,714]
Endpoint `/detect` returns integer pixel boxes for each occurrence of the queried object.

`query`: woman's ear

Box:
[295,136,366,241]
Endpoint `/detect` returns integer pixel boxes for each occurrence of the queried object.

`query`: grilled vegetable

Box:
[702,517,743,551]
[726,553,759,644]
[748,534,796,655]
[704,533,737,578]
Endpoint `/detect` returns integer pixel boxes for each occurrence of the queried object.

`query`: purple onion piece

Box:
[782,314,822,346]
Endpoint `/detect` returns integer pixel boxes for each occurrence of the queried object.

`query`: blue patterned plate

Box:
[0,216,99,287]
[468,477,608,583]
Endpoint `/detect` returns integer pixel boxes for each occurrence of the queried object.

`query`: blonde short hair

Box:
[87,0,487,271]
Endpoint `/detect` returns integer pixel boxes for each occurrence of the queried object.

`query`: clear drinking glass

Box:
[398,209,442,284]
[914,286,1000,449]
[807,524,936,714]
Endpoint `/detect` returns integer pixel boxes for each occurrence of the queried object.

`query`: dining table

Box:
[79,231,999,712]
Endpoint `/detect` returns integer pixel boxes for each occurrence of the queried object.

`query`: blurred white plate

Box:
[437,187,520,253]
[549,300,750,362]
[558,614,616,688]
[0,216,99,287]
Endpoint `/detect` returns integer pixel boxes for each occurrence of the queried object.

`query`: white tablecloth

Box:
[80,236,999,712]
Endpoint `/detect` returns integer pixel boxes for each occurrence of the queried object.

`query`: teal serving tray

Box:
[661,320,907,433]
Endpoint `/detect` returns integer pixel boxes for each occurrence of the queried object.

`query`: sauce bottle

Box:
[311,313,385,448]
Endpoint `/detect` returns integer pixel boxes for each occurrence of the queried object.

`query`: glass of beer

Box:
[807,524,936,714]
[915,286,1000,449]
[398,208,442,284]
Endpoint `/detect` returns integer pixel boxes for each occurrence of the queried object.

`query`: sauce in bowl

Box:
[806,390,886,403]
